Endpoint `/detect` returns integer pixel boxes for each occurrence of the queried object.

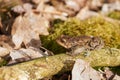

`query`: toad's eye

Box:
[92,37,99,43]
[61,39,67,43]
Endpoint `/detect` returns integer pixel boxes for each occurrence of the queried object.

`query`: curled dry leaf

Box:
[34,0,88,20]
[8,47,50,65]
[36,1,67,20]
[11,12,49,49]
[50,0,88,16]
[76,7,99,20]
[72,59,102,80]
[11,3,33,14]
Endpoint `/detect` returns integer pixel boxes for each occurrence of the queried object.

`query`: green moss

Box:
[41,36,66,54]
[111,66,120,74]
[41,17,120,54]
[107,11,120,20]
[0,58,8,67]
[81,17,120,48]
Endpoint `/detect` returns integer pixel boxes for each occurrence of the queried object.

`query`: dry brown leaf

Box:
[11,3,33,14]
[75,0,88,8]
[8,47,50,65]
[0,35,14,50]
[50,0,76,16]
[50,0,88,16]
[65,0,87,11]
[33,0,88,19]
[101,1,120,13]
[10,47,47,60]
[65,0,80,11]
[88,0,103,11]
[113,74,120,80]
[76,7,99,20]
[72,59,119,80]
[36,1,67,20]
[11,12,49,49]
[0,0,23,12]
[72,59,102,80]
[0,47,9,57]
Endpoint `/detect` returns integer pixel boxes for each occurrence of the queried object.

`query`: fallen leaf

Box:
[65,0,87,11]
[88,0,103,11]
[0,0,22,12]
[10,47,46,60]
[8,47,51,65]
[11,12,49,48]
[11,3,33,14]
[75,0,88,8]
[101,1,120,13]
[72,59,102,80]
[0,47,9,57]
[50,0,76,16]
[76,7,99,20]
[65,0,80,11]
[0,35,14,51]
[36,1,67,20]
[113,74,120,80]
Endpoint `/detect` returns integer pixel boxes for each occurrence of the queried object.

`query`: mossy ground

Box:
[107,11,120,20]
[41,17,120,54]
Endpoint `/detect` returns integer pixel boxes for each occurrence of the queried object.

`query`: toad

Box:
[56,35,104,55]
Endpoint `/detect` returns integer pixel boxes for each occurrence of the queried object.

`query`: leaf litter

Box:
[0,0,120,80]
[72,59,120,80]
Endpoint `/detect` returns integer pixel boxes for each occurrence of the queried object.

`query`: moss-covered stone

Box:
[0,48,120,80]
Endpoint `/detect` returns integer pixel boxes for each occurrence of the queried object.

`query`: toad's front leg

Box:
[67,46,86,56]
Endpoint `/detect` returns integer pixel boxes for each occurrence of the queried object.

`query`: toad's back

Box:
[56,35,104,51]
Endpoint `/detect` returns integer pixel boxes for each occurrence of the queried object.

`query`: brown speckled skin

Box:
[56,35,104,55]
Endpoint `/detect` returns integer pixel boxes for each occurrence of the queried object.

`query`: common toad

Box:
[56,35,104,55]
